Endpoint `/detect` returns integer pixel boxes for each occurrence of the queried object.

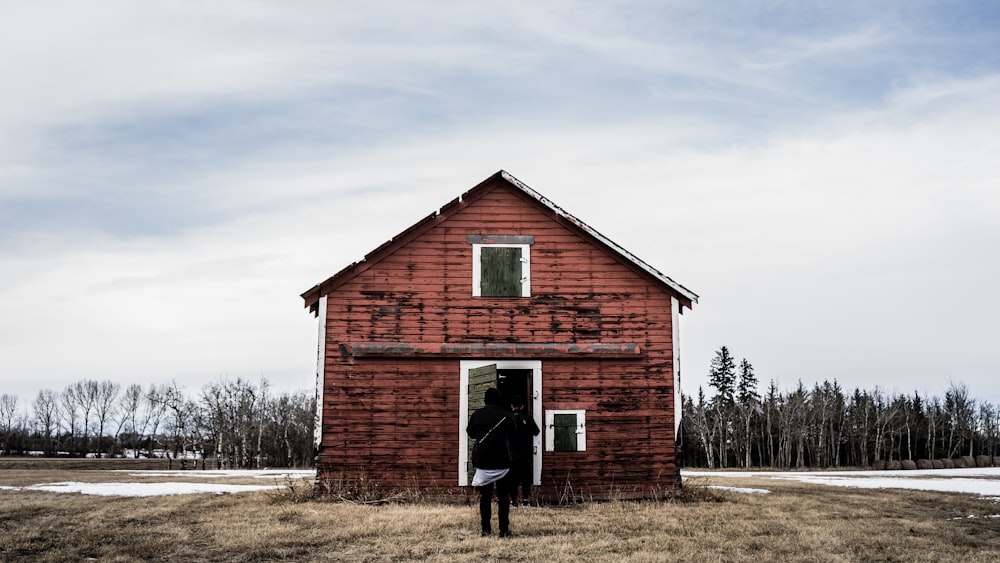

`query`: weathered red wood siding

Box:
[316,181,681,499]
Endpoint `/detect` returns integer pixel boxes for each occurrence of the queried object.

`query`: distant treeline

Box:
[679,346,1000,468]
[0,378,314,468]
[7,349,996,472]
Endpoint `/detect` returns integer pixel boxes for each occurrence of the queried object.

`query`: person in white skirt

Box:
[467,388,516,537]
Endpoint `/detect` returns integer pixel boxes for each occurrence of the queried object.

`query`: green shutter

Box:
[553,413,578,452]
[481,247,522,297]
[467,365,497,481]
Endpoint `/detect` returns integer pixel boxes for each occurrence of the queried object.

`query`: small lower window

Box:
[545,409,586,452]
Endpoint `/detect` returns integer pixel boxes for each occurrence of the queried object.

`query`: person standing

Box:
[467,388,515,537]
[509,394,540,506]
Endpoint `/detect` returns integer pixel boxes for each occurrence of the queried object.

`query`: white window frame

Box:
[545,409,586,452]
[472,243,531,297]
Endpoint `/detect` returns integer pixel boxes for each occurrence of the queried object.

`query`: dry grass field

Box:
[2,460,999,562]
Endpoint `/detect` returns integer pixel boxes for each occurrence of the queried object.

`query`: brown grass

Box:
[0,458,178,471]
[1,465,999,562]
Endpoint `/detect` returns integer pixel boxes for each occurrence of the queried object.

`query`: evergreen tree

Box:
[708,346,737,407]
[706,346,739,466]
[735,359,759,468]
[737,359,759,405]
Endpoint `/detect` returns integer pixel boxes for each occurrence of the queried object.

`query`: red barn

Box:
[301,171,697,501]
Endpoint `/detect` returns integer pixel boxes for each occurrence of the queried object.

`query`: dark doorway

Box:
[496,369,532,413]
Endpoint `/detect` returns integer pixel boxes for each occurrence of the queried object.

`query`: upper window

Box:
[469,235,533,297]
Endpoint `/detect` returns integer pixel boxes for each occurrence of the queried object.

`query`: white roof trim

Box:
[500,170,698,305]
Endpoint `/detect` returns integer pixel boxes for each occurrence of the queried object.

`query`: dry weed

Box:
[265,474,314,504]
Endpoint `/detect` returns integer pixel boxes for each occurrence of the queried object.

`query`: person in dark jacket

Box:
[509,394,540,506]
[467,387,515,537]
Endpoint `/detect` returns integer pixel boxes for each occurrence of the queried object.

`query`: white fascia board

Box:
[313,296,327,450]
[500,170,698,306]
[672,296,682,437]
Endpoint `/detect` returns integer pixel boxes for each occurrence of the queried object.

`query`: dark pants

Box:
[478,473,513,533]
[511,459,532,502]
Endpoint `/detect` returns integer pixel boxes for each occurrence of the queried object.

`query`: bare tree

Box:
[691,387,717,469]
[809,381,845,468]
[924,396,942,460]
[256,378,269,469]
[63,380,100,455]
[944,382,975,458]
[201,377,262,469]
[142,385,167,458]
[846,389,876,467]
[162,381,194,465]
[1,394,19,455]
[93,380,120,457]
[872,388,899,462]
[978,401,998,463]
[785,382,809,468]
[261,390,316,468]
[32,389,61,456]
[60,384,80,453]
[10,377,321,467]
[116,384,144,455]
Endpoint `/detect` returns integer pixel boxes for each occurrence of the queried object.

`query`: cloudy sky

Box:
[2,1,999,408]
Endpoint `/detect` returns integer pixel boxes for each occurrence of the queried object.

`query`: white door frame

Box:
[459,359,542,487]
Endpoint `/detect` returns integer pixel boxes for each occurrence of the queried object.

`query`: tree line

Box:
[0,378,315,468]
[679,346,1000,468]
[7,349,995,471]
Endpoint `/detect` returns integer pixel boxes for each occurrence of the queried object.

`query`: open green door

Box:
[467,364,497,483]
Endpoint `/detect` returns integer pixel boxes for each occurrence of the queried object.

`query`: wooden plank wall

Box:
[316,183,681,498]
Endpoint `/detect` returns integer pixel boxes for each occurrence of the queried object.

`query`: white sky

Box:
[1,1,998,407]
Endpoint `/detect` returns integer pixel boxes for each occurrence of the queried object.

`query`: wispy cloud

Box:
[1,1,999,403]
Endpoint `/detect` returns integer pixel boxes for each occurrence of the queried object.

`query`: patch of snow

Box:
[682,467,1000,498]
[114,469,315,479]
[0,469,316,497]
[10,481,282,497]
[947,514,1000,520]
[780,475,1000,496]
[707,485,770,494]
[684,468,1000,479]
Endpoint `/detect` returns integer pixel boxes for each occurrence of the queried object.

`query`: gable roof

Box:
[301,170,698,314]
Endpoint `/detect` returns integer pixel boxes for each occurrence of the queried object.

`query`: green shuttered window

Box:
[472,242,531,297]
[553,413,578,451]
[545,409,586,452]
[481,246,522,297]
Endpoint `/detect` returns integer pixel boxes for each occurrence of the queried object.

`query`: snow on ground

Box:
[6,467,999,499]
[1,481,283,497]
[0,470,316,497]
[683,467,1000,499]
[706,485,770,494]
[114,469,315,479]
